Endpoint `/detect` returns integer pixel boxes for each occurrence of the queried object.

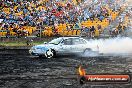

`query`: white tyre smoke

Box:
[86,37,132,55]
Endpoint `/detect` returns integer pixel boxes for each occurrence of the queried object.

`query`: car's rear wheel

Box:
[84,48,91,53]
[83,48,92,56]
[45,49,55,59]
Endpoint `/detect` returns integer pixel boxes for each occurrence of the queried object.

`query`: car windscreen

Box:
[48,38,63,45]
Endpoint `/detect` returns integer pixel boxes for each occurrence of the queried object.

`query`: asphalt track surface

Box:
[0,49,132,88]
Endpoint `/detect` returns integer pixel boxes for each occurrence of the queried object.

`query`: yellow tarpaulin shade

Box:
[72,0,77,5]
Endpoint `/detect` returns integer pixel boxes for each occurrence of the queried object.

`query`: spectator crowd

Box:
[0,0,128,38]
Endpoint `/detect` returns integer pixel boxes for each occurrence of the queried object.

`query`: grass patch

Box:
[0,41,46,46]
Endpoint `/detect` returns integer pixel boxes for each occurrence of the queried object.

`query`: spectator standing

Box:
[90,26,95,37]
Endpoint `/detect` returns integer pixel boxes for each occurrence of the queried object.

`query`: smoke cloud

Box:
[86,37,132,56]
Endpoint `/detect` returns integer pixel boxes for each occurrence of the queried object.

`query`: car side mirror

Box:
[44,42,47,44]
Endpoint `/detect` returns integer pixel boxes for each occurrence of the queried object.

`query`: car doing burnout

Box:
[29,37,99,58]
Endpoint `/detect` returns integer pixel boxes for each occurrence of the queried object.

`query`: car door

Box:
[72,38,87,53]
[59,38,73,54]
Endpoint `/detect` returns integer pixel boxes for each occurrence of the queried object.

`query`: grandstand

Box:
[0,0,129,38]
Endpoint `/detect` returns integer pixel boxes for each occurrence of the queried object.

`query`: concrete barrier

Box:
[0,46,31,49]
[0,46,32,55]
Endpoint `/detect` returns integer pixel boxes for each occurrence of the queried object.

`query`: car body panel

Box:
[29,37,99,57]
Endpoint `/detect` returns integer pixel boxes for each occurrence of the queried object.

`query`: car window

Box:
[72,38,80,45]
[72,38,87,45]
[79,38,87,44]
[62,39,72,45]
[49,38,62,45]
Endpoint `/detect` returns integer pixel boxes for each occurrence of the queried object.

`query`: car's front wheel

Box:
[45,49,55,59]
